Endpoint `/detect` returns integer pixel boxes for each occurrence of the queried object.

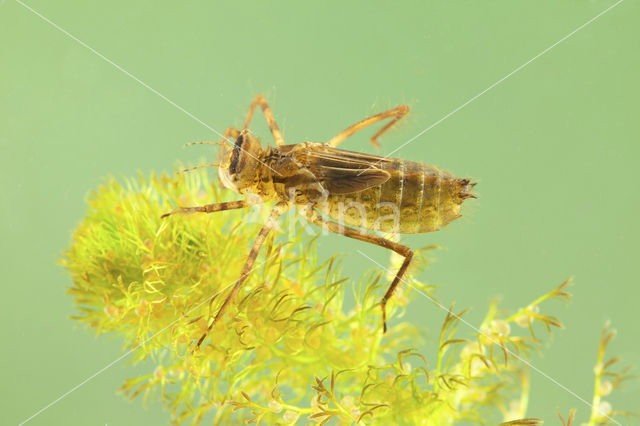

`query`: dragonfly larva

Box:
[163,95,476,346]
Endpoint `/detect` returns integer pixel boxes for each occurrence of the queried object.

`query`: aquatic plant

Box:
[61,168,632,424]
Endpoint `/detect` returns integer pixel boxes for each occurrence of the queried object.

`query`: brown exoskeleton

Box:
[162,95,476,346]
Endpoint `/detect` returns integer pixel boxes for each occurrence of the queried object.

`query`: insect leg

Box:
[243,94,285,146]
[327,105,409,149]
[222,126,241,141]
[196,202,290,348]
[301,207,413,333]
[160,199,260,219]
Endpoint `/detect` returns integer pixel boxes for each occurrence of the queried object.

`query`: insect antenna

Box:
[184,141,226,147]
[180,163,221,173]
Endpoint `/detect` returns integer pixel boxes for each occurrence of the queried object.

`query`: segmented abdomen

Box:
[318,159,474,234]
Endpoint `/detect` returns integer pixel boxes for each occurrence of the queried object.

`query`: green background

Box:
[2,1,638,424]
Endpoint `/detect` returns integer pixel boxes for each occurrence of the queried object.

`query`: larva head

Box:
[218,130,264,194]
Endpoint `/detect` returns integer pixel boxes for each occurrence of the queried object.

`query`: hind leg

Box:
[327,105,409,149]
[301,207,413,332]
[196,202,290,348]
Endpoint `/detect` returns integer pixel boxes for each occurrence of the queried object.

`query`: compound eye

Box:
[228,133,244,175]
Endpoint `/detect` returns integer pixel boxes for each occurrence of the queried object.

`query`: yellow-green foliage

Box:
[62,169,631,425]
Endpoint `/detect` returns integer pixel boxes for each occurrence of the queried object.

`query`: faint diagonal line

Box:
[14,0,282,176]
[19,251,281,425]
[356,250,621,425]
[359,0,624,175]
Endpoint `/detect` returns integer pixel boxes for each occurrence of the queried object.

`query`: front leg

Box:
[243,94,285,146]
[161,199,259,219]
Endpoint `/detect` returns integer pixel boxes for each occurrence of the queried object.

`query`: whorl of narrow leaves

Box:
[61,168,631,424]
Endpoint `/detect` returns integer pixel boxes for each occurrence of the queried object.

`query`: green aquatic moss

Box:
[61,168,631,425]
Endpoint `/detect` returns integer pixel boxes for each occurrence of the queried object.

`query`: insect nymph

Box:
[163,95,476,345]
